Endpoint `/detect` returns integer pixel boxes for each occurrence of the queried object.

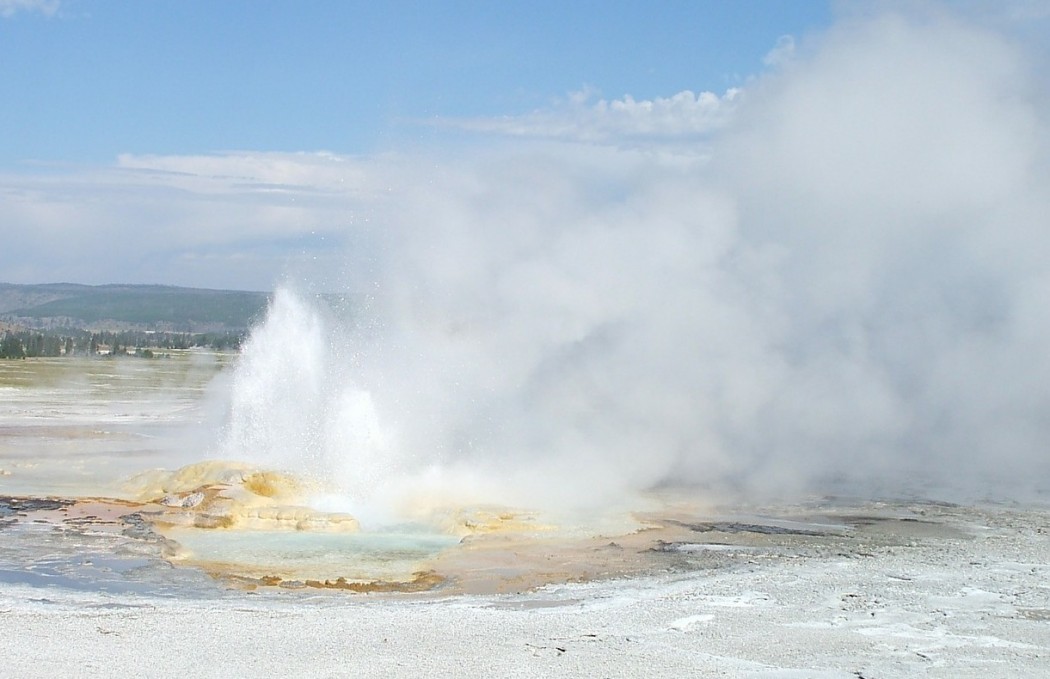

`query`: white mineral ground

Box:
[1,493,1048,677]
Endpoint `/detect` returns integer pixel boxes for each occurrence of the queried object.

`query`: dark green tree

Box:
[0,333,25,359]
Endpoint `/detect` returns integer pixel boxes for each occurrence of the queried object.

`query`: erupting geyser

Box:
[215,11,1050,522]
[216,289,402,520]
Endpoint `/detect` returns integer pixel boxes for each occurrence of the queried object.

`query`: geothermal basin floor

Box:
[1,496,1048,678]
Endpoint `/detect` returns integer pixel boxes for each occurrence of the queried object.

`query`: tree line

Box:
[0,328,244,359]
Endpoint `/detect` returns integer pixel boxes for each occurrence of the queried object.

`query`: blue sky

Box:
[1,0,831,164]
[0,1,1046,295]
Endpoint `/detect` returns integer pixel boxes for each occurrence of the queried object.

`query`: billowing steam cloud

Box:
[219,7,1050,513]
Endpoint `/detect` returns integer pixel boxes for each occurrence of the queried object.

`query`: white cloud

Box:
[443,88,740,146]
[0,152,404,290]
[0,0,58,18]
[763,34,796,67]
[114,151,377,195]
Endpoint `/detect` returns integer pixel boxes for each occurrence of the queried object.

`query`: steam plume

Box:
[219,7,1050,511]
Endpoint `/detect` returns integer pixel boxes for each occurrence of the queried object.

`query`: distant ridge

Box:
[0,283,270,333]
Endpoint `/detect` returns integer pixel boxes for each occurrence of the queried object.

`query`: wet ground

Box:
[1,489,1038,599]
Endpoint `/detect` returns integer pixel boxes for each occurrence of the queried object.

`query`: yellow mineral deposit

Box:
[125,460,361,533]
[103,460,720,595]
[427,505,557,538]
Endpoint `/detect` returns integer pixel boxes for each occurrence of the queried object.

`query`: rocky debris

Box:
[159,492,205,508]
[302,571,445,593]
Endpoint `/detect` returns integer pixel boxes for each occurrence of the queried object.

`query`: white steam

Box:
[219,8,1050,510]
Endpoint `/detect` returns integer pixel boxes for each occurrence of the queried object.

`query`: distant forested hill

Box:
[0,283,270,333]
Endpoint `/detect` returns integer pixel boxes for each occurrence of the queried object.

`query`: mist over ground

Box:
[210,7,1050,512]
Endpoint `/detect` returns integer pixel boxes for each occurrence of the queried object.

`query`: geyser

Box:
[217,7,1050,518]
